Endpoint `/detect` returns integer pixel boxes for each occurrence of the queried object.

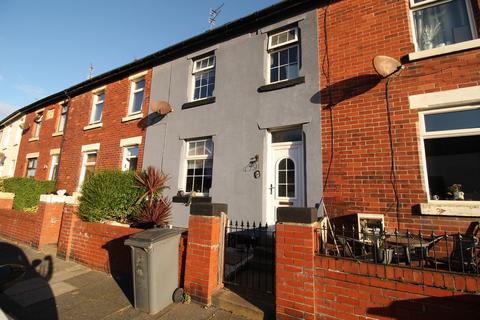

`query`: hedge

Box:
[79,170,146,223]
[2,178,56,211]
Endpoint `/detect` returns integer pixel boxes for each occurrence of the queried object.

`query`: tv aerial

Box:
[208,3,224,29]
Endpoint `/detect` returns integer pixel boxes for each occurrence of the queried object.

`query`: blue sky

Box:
[0,0,279,119]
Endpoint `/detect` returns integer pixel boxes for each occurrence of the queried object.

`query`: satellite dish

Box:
[19,122,30,130]
[151,100,173,115]
[373,55,402,78]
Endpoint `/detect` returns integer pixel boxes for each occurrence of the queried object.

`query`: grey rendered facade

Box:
[143,8,322,227]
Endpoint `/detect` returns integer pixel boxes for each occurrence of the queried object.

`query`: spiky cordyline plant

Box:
[136,197,172,228]
[135,166,169,205]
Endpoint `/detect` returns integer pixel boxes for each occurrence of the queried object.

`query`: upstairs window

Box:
[420,106,480,201]
[410,0,477,51]
[183,138,214,196]
[192,55,215,101]
[90,92,104,124]
[57,104,68,132]
[129,78,145,114]
[32,112,43,139]
[1,127,10,149]
[268,27,299,84]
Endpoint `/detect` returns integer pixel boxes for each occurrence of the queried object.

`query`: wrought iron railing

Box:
[316,224,480,275]
[224,220,276,294]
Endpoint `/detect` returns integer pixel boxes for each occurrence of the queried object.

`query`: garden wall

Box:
[0,209,39,246]
[314,255,480,319]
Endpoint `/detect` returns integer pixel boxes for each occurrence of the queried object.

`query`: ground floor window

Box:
[122,145,139,171]
[49,154,60,181]
[79,152,97,187]
[183,138,213,196]
[26,157,37,178]
[421,106,480,201]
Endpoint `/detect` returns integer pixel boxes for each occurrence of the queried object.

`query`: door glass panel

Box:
[272,128,302,143]
[277,158,295,198]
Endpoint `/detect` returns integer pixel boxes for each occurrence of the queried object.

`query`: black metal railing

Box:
[317,224,480,276]
[224,220,276,294]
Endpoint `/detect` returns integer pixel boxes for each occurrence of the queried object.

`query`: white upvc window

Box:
[192,55,216,101]
[2,127,11,149]
[26,157,37,178]
[268,27,299,84]
[122,145,139,171]
[128,78,145,115]
[409,0,477,52]
[78,151,98,189]
[49,154,60,181]
[419,105,480,202]
[32,112,43,138]
[90,92,104,124]
[14,126,22,145]
[57,104,68,132]
[182,138,214,196]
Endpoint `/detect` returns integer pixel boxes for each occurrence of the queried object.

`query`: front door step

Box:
[212,288,274,320]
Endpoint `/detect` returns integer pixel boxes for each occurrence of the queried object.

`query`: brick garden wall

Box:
[314,255,480,319]
[318,0,480,233]
[0,209,39,246]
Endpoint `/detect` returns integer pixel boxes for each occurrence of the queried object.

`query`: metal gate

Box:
[223,220,275,295]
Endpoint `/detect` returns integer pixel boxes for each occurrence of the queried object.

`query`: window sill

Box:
[52,132,63,137]
[408,39,480,62]
[172,195,212,204]
[28,137,39,142]
[257,76,305,93]
[419,202,480,217]
[83,122,103,131]
[122,113,144,123]
[182,97,216,110]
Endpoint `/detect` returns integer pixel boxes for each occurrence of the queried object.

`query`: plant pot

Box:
[376,248,394,264]
[454,191,464,200]
[56,189,67,196]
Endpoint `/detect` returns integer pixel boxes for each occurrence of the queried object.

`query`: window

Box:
[49,154,60,181]
[32,112,43,138]
[192,55,215,101]
[420,106,480,201]
[122,145,139,171]
[90,92,104,124]
[410,0,476,51]
[26,157,37,178]
[2,127,10,149]
[277,158,295,198]
[128,78,145,114]
[57,104,68,132]
[79,151,97,187]
[268,27,299,83]
[183,138,213,195]
[14,126,22,145]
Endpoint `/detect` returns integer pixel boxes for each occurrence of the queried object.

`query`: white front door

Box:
[266,141,304,224]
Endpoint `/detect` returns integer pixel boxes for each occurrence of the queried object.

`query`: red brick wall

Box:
[0,198,13,210]
[14,103,63,179]
[36,201,65,248]
[315,255,480,319]
[56,70,152,193]
[56,204,141,273]
[318,0,480,233]
[0,209,38,246]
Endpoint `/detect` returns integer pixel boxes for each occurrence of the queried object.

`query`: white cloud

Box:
[14,84,45,100]
[0,101,18,119]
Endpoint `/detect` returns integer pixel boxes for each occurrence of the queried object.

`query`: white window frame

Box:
[409,0,478,52]
[26,157,38,178]
[14,126,22,145]
[32,112,43,139]
[180,138,214,197]
[268,26,298,50]
[122,144,139,171]
[90,92,104,124]
[2,127,11,149]
[49,154,60,181]
[191,54,216,101]
[78,151,98,191]
[57,104,68,133]
[419,105,480,203]
[267,44,300,84]
[128,78,145,115]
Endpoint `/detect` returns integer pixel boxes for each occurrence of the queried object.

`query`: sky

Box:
[0,0,279,119]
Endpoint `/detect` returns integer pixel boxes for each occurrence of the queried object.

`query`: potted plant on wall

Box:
[133,166,172,228]
[448,184,464,200]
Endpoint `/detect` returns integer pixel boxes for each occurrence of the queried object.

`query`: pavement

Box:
[0,237,246,320]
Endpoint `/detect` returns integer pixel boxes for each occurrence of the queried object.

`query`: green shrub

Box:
[0,178,5,192]
[79,170,146,223]
[2,178,55,211]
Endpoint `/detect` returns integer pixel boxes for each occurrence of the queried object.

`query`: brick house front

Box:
[318,0,480,233]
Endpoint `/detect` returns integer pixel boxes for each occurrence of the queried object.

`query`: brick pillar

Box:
[34,195,67,249]
[0,192,14,209]
[276,207,318,320]
[184,203,227,305]
[57,199,80,260]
